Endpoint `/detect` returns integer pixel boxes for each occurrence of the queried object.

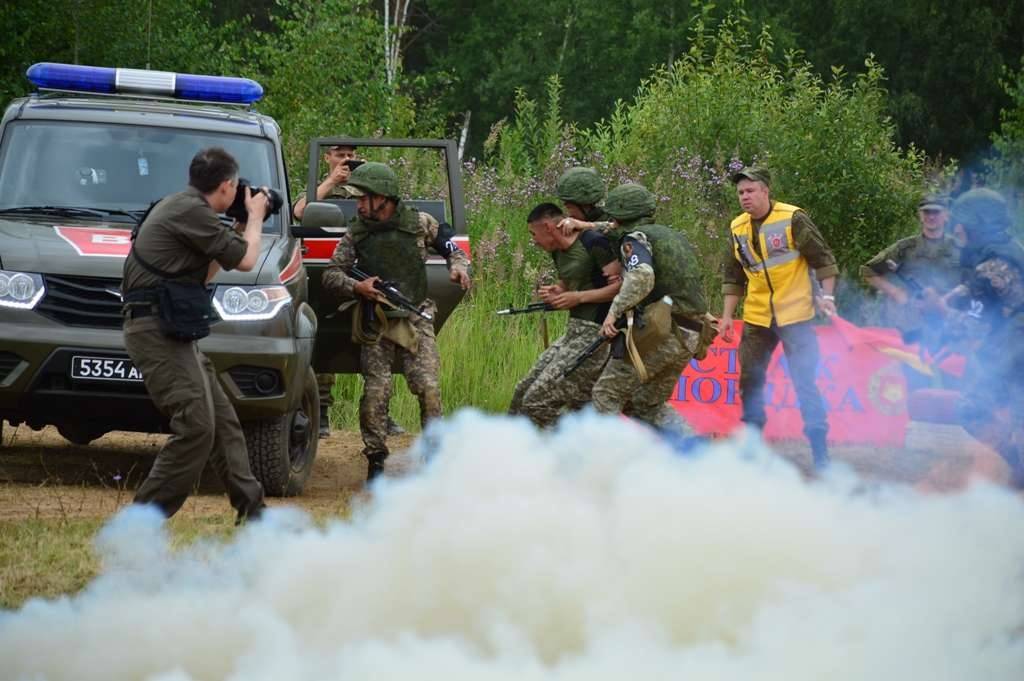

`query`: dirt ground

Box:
[0,419,1014,522]
[0,422,421,521]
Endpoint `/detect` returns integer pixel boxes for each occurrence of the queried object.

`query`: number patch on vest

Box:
[622,237,653,272]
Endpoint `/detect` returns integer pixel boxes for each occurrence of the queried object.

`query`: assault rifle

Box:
[495,302,555,315]
[562,315,628,377]
[884,259,924,297]
[350,266,434,321]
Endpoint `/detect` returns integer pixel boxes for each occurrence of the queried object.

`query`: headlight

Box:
[212,285,290,321]
[0,270,45,309]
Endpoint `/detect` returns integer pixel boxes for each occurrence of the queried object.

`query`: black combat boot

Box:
[808,429,830,471]
[319,402,330,439]
[366,451,388,482]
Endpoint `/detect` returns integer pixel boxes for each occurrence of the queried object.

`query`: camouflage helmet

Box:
[345,161,400,199]
[951,188,1010,237]
[556,167,605,205]
[605,183,656,221]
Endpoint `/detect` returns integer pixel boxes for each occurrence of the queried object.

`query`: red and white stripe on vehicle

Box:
[300,235,471,264]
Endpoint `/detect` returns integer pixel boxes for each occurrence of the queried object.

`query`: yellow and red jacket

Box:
[730,202,815,327]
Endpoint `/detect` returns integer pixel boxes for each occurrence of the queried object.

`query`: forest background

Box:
[2,0,1023,426]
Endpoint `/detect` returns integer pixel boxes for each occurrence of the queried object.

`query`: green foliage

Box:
[254,0,422,192]
[0,1,246,104]
[474,17,925,314]
[989,57,1024,191]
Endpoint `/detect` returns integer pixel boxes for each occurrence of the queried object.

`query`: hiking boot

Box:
[319,402,330,439]
[386,417,405,436]
[366,451,388,482]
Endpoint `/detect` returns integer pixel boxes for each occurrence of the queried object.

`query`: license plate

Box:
[71,355,143,382]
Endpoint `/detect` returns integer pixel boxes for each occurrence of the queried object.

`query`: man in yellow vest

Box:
[719,167,839,469]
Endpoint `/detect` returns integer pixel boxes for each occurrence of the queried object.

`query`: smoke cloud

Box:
[2,410,1022,680]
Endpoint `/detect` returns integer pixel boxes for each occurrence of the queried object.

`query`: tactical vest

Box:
[611,220,707,323]
[349,202,427,304]
[730,202,814,327]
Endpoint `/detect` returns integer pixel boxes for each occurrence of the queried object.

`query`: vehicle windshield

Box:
[0,121,283,233]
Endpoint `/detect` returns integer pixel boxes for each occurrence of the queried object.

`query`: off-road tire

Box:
[56,422,107,446]
[243,367,319,496]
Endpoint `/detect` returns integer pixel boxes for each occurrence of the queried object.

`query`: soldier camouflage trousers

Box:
[591,325,697,435]
[508,317,609,428]
[124,319,265,519]
[317,373,335,408]
[360,313,441,457]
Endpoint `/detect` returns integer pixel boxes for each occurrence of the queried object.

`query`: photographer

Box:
[121,146,269,522]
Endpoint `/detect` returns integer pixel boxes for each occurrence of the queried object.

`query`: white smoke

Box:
[1,410,1022,681]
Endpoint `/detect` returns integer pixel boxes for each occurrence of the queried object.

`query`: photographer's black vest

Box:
[349,203,428,304]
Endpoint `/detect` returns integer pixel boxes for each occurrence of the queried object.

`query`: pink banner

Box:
[670,320,917,445]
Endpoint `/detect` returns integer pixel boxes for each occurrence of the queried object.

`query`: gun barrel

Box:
[495,302,553,315]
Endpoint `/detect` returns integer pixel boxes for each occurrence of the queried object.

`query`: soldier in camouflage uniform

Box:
[862,193,960,389]
[924,188,1024,488]
[588,184,710,434]
[291,144,404,439]
[321,162,470,480]
[508,202,621,427]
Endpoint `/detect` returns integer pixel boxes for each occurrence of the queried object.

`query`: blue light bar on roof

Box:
[26,62,264,104]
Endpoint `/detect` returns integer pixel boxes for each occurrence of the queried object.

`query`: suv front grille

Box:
[38,275,124,328]
[0,351,22,382]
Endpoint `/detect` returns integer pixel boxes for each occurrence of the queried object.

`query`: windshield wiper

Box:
[0,206,144,221]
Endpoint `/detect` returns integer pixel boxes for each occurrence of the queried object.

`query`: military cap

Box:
[344,161,399,199]
[605,183,656,221]
[918,193,949,211]
[730,166,771,187]
[556,167,605,205]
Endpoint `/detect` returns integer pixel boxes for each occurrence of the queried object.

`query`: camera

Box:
[343,159,364,171]
[226,178,283,223]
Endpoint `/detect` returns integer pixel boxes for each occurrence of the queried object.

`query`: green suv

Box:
[0,64,469,495]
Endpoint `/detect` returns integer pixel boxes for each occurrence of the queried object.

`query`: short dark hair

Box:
[189,147,239,193]
[527,202,564,223]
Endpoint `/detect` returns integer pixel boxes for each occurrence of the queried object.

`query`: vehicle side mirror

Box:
[291,201,346,238]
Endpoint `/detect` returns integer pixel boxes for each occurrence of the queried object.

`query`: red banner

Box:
[671,320,930,446]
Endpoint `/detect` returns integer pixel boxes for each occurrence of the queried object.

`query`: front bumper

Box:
[0,310,313,432]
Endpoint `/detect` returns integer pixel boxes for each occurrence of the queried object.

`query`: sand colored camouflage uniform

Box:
[322,203,468,468]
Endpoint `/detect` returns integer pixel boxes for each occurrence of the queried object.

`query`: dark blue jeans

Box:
[739,320,828,438]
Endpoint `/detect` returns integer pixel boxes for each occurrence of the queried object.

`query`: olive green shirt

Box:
[123,187,247,292]
[721,207,839,295]
[552,230,616,322]
[860,233,961,292]
[291,182,358,216]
